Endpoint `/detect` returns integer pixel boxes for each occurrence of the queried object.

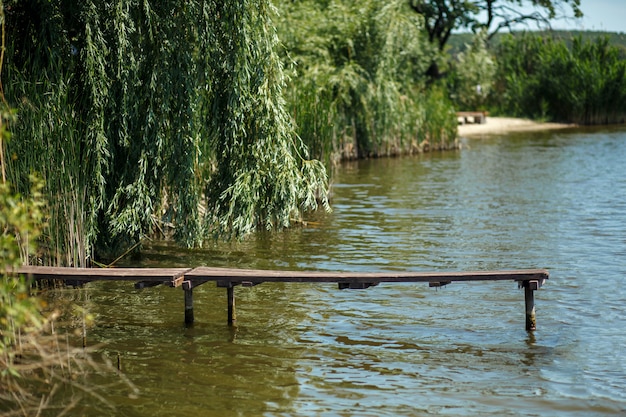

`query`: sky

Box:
[557,0,626,32]
[467,0,626,34]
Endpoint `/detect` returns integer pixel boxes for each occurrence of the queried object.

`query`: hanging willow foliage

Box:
[2,0,329,263]
[205,1,329,238]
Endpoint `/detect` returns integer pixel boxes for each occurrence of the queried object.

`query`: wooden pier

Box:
[16,266,548,331]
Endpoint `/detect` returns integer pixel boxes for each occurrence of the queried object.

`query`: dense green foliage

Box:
[0,174,49,414]
[12,0,615,265]
[0,122,45,366]
[1,5,42,362]
[492,34,626,124]
[0,104,52,409]
[2,0,464,264]
[276,0,457,161]
[3,0,329,262]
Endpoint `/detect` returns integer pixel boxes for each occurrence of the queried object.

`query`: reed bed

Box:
[276,0,458,163]
[492,34,626,125]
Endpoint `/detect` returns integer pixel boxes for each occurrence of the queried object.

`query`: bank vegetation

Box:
[490,34,626,125]
[2,0,625,267]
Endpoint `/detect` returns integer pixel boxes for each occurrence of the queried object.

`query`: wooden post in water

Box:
[523,280,538,331]
[183,281,194,324]
[227,285,236,326]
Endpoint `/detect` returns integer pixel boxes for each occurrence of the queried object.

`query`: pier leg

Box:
[184,286,194,325]
[227,285,236,326]
[524,281,536,331]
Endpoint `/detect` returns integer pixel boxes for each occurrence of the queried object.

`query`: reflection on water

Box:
[47,126,626,416]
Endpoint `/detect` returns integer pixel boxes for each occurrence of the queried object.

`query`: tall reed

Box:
[6,72,91,266]
[492,34,626,125]
[276,0,457,162]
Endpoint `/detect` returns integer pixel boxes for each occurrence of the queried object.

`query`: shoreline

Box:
[457,117,575,137]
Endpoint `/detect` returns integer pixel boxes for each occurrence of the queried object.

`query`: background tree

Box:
[410,0,583,79]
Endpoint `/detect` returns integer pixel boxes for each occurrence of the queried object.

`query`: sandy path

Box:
[458,117,574,137]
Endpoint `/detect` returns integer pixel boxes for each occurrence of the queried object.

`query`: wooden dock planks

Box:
[16,266,192,282]
[185,266,548,285]
[14,266,548,330]
[15,266,548,284]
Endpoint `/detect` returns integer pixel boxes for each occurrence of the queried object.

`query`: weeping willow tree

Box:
[2,0,328,265]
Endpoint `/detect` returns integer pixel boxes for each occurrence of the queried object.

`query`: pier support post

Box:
[183,283,194,325]
[523,280,538,331]
[227,285,236,326]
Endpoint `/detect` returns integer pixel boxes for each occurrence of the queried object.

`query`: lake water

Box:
[50,126,626,416]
